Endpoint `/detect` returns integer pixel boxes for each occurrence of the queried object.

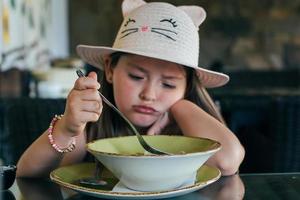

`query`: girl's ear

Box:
[122,0,146,17]
[103,56,113,83]
[178,6,206,30]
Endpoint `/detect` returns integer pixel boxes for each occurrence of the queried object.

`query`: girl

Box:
[17,0,244,177]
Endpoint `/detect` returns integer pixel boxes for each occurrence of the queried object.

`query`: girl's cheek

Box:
[162,92,184,105]
[115,80,137,103]
[124,81,136,91]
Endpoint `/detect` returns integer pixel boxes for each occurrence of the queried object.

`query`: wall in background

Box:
[0,0,69,71]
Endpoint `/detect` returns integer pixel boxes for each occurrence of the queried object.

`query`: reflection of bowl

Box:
[0,165,17,190]
[87,135,221,192]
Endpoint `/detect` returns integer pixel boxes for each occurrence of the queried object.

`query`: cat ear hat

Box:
[77,0,229,88]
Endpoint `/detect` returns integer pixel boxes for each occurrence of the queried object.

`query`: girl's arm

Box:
[16,72,102,177]
[16,121,87,178]
[170,100,245,176]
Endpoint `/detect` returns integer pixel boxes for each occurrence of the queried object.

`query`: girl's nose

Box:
[139,86,156,101]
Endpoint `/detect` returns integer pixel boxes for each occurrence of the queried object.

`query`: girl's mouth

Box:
[133,105,158,115]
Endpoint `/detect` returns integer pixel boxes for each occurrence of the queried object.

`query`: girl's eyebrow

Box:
[128,62,185,79]
[161,75,185,80]
[127,62,148,73]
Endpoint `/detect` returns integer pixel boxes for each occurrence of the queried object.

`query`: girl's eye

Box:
[162,83,176,89]
[129,73,143,80]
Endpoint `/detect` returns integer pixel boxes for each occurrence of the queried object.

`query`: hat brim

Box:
[77,45,229,88]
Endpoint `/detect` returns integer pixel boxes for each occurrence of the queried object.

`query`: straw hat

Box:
[77,0,229,88]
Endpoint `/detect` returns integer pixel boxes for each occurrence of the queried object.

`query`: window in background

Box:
[0,0,69,72]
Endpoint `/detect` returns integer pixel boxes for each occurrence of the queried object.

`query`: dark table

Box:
[1,172,300,200]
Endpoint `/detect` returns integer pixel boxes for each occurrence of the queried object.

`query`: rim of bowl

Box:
[86,135,221,157]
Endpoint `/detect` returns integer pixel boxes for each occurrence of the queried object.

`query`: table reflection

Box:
[198,175,244,200]
[16,178,63,200]
[14,174,244,200]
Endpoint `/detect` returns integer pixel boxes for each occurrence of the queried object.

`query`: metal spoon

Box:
[76,69,170,155]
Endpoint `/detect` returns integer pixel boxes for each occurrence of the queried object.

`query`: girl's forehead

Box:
[119,54,186,75]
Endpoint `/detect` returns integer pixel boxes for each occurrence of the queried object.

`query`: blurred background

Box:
[0,0,299,173]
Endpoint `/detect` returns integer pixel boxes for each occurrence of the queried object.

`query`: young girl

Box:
[17,0,244,177]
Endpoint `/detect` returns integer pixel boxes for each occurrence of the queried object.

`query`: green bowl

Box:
[87,135,221,192]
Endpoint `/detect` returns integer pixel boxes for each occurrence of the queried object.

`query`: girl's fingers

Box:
[68,89,100,104]
[80,100,103,115]
[67,93,102,119]
[63,72,102,134]
[88,71,98,80]
[147,112,170,135]
[79,111,101,123]
[74,75,100,90]
[65,93,101,122]
[79,89,101,101]
[68,90,102,114]
[66,111,100,127]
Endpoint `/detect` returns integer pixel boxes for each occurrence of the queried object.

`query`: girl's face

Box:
[105,54,187,128]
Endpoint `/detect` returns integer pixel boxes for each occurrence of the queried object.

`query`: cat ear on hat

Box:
[178,6,206,29]
[122,0,146,17]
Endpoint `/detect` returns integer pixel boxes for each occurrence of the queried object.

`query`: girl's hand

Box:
[61,71,102,137]
[147,112,171,135]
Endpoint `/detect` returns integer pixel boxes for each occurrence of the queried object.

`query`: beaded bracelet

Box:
[48,114,76,154]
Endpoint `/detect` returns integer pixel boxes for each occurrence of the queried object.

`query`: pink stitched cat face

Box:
[119,16,178,41]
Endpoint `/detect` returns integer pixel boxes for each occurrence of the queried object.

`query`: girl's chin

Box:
[132,120,154,128]
[130,116,156,128]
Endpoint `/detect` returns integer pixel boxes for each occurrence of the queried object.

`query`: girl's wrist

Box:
[48,115,76,153]
[57,115,81,137]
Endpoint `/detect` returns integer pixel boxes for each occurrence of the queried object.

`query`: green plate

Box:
[50,163,221,199]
